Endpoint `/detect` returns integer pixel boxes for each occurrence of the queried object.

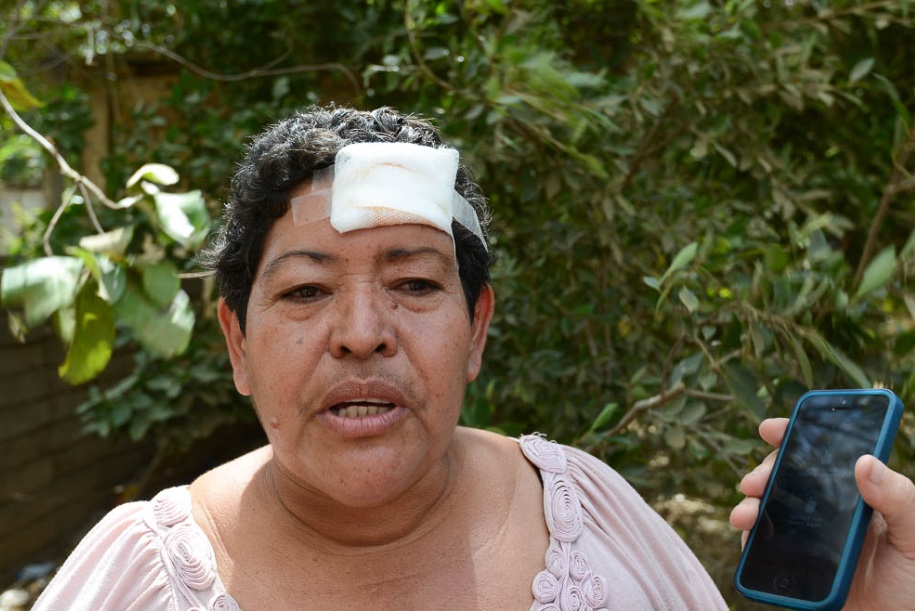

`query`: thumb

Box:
[856,455,915,553]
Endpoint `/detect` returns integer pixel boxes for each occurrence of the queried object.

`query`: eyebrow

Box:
[384,246,453,266]
[260,245,455,281]
[260,250,336,280]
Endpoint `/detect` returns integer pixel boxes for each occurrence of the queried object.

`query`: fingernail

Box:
[868,457,887,485]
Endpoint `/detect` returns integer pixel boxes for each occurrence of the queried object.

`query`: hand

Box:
[730,417,915,611]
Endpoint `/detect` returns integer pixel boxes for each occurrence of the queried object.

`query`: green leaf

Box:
[52,307,76,344]
[680,402,707,425]
[111,403,132,427]
[894,330,915,358]
[271,76,290,100]
[66,249,127,304]
[58,280,115,384]
[788,335,814,388]
[588,402,618,433]
[423,47,450,61]
[154,190,210,247]
[855,246,896,299]
[660,242,699,285]
[484,0,508,14]
[723,363,766,422]
[128,417,151,442]
[849,58,875,84]
[713,142,737,167]
[78,226,135,257]
[678,287,699,313]
[901,227,915,260]
[126,163,180,188]
[101,263,127,303]
[142,261,180,309]
[665,426,686,450]
[806,331,870,387]
[874,74,912,128]
[0,61,44,110]
[1,256,84,327]
[0,61,15,81]
[764,243,790,274]
[676,2,712,21]
[116,282,195,358]
[723,437,756,455]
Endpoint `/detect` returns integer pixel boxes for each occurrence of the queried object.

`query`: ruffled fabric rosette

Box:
[521,435,610,611]
[146,487,241,611]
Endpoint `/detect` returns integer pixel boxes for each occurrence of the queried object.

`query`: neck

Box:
[257,442,462,549]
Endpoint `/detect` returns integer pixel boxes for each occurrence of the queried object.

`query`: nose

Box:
[328,288,397,359]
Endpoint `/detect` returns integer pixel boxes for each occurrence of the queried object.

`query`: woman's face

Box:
[219,190,493,509]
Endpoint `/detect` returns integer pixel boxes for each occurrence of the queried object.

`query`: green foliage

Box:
[2,0,914,510]
[1,162,209,383]
[77,316,253,449]
[0,61,43,110]
[3,3,915,605]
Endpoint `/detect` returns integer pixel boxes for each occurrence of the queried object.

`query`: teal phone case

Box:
[734,388,904,610]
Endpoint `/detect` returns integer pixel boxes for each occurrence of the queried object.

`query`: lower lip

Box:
[318,405,407,437]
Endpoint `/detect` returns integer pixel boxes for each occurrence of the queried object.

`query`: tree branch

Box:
[403,0,456,93]
[619,94,680,195]
[134,41,362,98]
[0,86,121,210]
[684,389,733,403]
[607,382,686,437]
[42,188,75,256]
[853,115,915,287]
[694,427,744,479]
[78,181,106,235]
[0,0,31,62]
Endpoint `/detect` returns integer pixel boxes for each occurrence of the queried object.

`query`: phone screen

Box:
[737,392,890,602]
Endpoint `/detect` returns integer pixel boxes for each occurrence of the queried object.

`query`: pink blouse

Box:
[32,435,727,610]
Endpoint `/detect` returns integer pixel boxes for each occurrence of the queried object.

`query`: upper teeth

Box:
[335,399,393,418]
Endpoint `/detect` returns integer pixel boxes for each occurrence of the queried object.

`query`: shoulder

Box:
[456,425,525,461]
[33,486,237,611]
[518,434,668,524]
[518,434,728,610]
[32,491,173,610]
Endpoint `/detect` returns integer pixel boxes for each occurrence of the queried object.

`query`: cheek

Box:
[247,321,322,388]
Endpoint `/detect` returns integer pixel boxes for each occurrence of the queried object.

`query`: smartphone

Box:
[734,388,904,610]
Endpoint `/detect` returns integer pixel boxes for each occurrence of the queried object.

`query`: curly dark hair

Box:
[200,105,493,333]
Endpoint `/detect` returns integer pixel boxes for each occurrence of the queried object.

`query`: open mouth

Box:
[331,398,396,418]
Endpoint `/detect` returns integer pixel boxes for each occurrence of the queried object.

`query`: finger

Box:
[738,449,778,497]
[855,456,915,555]
[759,418,789,447]
[729,496,760,531]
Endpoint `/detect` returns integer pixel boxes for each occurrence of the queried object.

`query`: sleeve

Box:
[31,502,178,611]
[561,445,728,610]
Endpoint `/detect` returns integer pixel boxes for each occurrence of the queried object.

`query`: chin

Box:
[312,444,445,507]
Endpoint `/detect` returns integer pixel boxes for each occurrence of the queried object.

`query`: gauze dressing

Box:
[289,142,486,250]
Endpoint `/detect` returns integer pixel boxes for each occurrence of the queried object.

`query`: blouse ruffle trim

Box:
[145,487,241,611]
[520,434,610,611]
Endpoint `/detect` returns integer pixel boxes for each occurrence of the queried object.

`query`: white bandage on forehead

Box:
[289,142,487,251]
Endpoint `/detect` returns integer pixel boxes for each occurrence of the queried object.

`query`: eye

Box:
[283,285,326,302]
[398,279,441,295]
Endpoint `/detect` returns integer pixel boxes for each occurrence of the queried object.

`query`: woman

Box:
[32,105,915,610]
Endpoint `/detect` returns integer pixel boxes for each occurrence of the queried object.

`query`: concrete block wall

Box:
[0,320,153,583]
